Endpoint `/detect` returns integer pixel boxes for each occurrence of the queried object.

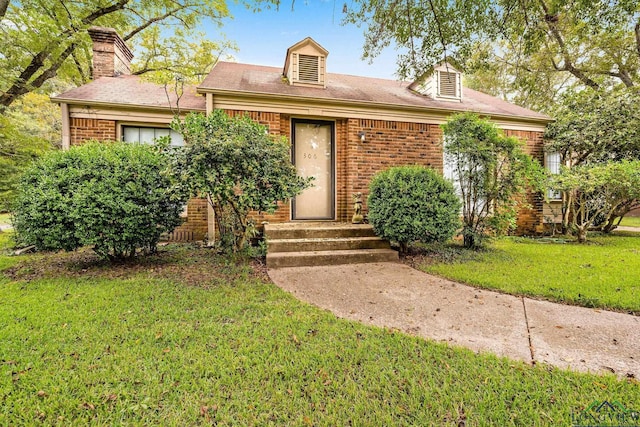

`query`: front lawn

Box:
[416,233,640,313]
[0,232,18,271]
[1,246,638,425]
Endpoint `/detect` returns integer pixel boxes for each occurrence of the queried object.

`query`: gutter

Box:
[50,97,206,113]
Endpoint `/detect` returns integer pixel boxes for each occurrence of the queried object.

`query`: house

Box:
[52,27,555,243]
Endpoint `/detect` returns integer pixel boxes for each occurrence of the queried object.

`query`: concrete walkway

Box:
[617,225,640,233]
[269,262,640,378]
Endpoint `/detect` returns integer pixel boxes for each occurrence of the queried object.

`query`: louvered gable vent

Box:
[439,71,457,97]
[409,62,462,102]
[298,54,319,82]
[283,37,328,88]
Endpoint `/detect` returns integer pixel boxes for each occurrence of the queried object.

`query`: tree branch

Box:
[0,0,131,107]
[123,6,185,41]
[71,49,89,83]
[635,19,640,60]
[0,43,76,106]
[427,0,449,64]
[0,0,10,18]
[537,0,600,89]
[80,0,130,25]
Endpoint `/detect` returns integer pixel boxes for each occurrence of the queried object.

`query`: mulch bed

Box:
[3,244,269,287]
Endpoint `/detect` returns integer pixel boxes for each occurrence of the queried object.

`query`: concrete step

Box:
[264,223,376,240]
[267,236,390,253]
[267,248,399,268]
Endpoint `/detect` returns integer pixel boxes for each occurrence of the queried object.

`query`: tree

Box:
[545,89,640,167]
[345,0,640,109]
[442,113,543,248]
[544,88,640,230]
[170,111,311,252]
[0,94,57,211]
[13,142,186,260]
[0,0,236,109]
[549,161,640,243]
[367,165,461,253]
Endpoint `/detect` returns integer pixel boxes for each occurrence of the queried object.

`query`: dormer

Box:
[409,62,463,102]
[283,37,328,88]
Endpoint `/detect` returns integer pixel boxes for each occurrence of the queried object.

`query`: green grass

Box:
[418,233,640,313]
[0,212,10,224]
[620,216,640,228]
[1,246,638,425]
[0,231,19,271]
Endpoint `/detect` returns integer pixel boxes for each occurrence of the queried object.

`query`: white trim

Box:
[61,103,70,150]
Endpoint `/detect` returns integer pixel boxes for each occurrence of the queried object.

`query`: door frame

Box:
[291,118,336,220]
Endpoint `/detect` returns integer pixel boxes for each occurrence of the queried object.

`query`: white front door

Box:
[292,120,334,220]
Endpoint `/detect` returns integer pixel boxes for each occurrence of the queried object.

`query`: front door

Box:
[292,120,335,220]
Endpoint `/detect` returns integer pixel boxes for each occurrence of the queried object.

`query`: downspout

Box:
[61,102,70,150]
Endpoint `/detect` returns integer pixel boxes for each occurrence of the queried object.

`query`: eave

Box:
[197,87,553,128]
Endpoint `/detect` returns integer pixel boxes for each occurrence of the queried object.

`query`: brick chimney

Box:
[87,27,133,79]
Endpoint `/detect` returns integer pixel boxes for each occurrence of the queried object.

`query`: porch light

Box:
[358,131,366,142]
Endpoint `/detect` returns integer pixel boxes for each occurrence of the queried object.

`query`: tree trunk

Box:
[463,233,476,249]
[0,0,9,18]
[576,226,588,243]
[601,216,619,233]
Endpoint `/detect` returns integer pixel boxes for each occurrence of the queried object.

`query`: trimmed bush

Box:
[13,142,186,260]
[368,165,461,251]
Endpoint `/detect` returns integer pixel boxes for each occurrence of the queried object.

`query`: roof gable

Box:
[410,61,463,102]
[283,37,329,88]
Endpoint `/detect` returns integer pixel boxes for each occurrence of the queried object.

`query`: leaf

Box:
[80,402,95,410]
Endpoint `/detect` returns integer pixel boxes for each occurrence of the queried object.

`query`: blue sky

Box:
[206,1,400,80]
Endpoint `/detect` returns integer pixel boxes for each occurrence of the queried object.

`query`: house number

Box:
[303,153,317,159]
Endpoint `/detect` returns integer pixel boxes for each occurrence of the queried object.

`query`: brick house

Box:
[52,27,555,243]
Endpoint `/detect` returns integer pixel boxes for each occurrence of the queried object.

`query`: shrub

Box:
[170,111,311,252]
[549,160,640,243]
[442,113,543,248]
[13,142,186,260]
[368,165,461,252]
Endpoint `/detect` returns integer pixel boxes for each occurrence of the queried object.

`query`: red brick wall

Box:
[221,111,546,233]
[167,198,208,241]
[70,118,117,145]
[69,110,547,238]
[341,118,445,222]
[505,129,545,234]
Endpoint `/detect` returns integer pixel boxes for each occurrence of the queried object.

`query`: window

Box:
[444,138,487,214]
[438,71,458,98]
[122,126,184,147]
[545,152,562,200]
[298,54,319,82]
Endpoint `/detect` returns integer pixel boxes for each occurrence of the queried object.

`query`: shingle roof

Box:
[52,75,205,111]
[199,62,551,122]
[53,62,550,123]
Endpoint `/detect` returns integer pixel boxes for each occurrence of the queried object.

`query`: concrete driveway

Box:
[269,262,640,378]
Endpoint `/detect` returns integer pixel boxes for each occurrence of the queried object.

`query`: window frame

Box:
[120,124,184,147]
[545,151,562,201]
